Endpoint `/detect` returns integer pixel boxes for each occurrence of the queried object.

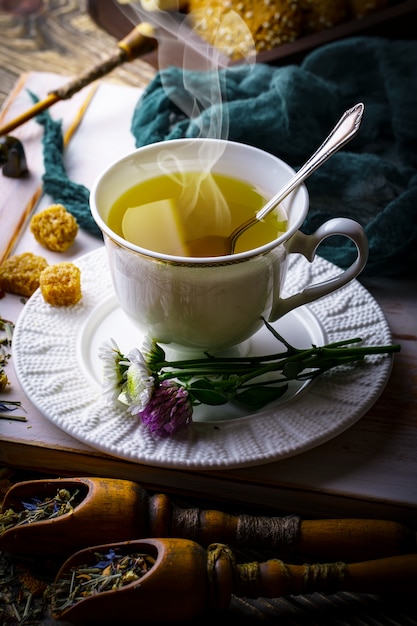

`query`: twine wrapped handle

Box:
[51,537,417,623]
[206,541,417,601]
[1,477,415,563]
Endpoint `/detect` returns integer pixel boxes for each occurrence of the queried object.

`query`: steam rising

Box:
[117,1,257,233]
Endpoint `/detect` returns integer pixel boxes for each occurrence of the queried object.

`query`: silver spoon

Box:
[187,102,365,257]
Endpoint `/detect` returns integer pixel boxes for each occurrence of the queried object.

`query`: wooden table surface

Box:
[1,0,417,526]
[0,0,155,106]
[1,4,417,626]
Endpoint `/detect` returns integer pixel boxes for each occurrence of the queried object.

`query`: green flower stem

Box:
[153,337,396,369]
[153,340,400,391]
[111,323,401,414]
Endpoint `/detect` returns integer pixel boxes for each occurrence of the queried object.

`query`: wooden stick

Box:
[0,84,98,264]
[0,23,157,136]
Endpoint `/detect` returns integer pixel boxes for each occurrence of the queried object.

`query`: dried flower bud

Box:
[139,380,193,437]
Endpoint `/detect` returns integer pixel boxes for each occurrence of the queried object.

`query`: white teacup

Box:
[90,139,368,352]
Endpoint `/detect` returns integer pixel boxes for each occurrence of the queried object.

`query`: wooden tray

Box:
[87,0,417,69]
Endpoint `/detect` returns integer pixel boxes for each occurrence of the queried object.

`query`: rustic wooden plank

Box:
[0,0,155,108]
[1,2,416,528]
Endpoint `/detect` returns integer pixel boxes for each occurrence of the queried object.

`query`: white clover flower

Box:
[139,380,192,437]
[98,338,126,403]
[123,347,155,415]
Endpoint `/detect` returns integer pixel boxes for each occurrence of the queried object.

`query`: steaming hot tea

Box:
[107,171,287,257]
[91,138,368,350]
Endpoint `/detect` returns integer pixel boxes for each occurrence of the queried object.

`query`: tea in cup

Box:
[90,139,368,352]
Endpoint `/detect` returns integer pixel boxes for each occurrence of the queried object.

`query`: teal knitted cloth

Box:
[32,97,101,238]
[40,36,417,276]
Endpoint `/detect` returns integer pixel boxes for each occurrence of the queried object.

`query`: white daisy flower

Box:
[98,338,126,403]
[123,347,155,414]
[141,336,166,369]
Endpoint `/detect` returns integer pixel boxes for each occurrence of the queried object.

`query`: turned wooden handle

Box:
[236,553,417,598]
[1,477,415,562]
[116,23,157,61]
[296,518,415,562]
[164,494,415,560]
[52,539,417,624]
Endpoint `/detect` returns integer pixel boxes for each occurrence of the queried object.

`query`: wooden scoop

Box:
[0,477,415,562]
[50,537,417,623]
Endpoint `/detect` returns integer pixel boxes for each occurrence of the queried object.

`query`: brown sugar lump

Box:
[30,204,78,252]
[188,0,303,58]
[0,252,48,297]
[300,0,348,34]
[39,262,82,306]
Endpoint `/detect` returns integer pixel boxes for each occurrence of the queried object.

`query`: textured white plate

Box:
[13,247,393,470]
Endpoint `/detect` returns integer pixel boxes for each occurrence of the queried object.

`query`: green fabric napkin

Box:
[131,36,417,276]
[33,101,101,238]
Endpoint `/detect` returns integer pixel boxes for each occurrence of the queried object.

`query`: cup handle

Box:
[270,217,369,321]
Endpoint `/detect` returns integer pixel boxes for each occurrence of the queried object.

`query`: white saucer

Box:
[13,247,393,470]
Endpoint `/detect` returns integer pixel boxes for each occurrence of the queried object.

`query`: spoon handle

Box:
[256,102,365,221]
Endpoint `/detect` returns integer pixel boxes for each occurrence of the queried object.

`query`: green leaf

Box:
[234,384,288,410]
[189,379,229,405]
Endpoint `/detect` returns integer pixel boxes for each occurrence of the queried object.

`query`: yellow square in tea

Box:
[108,171,287,257]
[122,198,189,256]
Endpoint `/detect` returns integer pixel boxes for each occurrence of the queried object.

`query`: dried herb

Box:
[51,548,155,616]
[1,317,28,418]
[0,552,48,625]
[0,316,13,391]
[0,412,27,422]
[0,400,26,422]
[0,489,81,535]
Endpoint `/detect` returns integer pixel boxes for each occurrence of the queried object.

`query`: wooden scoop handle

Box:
[232,551,417,599]
[1,477,415,562]
[155,492,415,561]
[52,538,417,623]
